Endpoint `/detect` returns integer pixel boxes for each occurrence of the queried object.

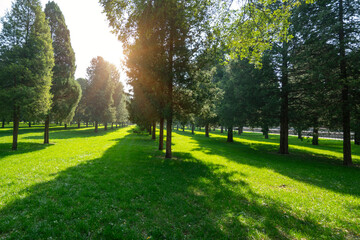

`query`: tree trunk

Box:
[239,126,243,135]
[176,124,179,131]
[152,121,156,140]
[86,122,88,127]
[312,127,319,145]
[95,121,98,133]
[104,123,108,131]
[60,122,62,126]
[227,126,233,142]
[2,119,5,128]
[64,124,67,129]
[182,125,185,132]
[279,42,289,154]
[264,131,269,139]
[297,129,302,140]
[199,127,201,131]
[166,118,172,158]
[78,120,81,128]
[28,122,31,128]
[221,126,223,133]
[339,0,352,165]
[159,118,164,150]
[12,107,19,150]
[354,131,360,145]
[191,124,195,135]
[44,115,50,144]
[205,123,209,137]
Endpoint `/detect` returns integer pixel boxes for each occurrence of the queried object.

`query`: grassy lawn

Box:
[0,124,359,239]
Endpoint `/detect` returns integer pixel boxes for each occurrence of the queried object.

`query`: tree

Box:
[74,78,90,127]
[44,1,81,143]
[0,0,54,150]
[101,0,214,158]
[86,57,116,132]
[289,0,360,164]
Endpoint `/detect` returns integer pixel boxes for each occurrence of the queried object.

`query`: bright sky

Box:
[0,0,129,91]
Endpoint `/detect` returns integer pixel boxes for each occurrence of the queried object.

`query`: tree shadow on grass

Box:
[0,132,350,239]
[176,130,360,199]
[21,126,124,140]
[0,142,52,160]
[206,130,360,162]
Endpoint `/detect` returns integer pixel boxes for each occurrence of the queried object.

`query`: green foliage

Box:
[45,1,80,124]
[219,0,314,66]
[0,0,54,119]
[86,57,117,124]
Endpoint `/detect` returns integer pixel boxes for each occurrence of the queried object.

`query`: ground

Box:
[0,124,359,239]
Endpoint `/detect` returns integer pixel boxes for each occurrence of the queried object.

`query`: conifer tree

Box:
[44,1,81,143]
[0,0,54,150]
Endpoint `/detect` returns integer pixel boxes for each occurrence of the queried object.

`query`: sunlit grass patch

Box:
[0,125,359,239]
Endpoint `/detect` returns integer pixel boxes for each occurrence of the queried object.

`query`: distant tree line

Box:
[0,0,128,150]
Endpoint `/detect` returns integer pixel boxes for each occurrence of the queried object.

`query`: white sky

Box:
[0,0,129,91]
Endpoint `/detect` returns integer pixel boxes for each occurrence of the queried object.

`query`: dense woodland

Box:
[0,0,360,166]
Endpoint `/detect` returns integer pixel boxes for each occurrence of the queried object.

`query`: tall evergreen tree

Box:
[44,1,81,143]
[0,0,54,150]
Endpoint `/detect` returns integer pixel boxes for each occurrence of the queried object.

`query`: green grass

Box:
[0,124,359,239]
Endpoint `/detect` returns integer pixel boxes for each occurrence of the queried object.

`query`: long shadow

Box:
[0,131,354,239]
[0,125,118,137]
[0,142,51,160]
[176,130,360,200]
[186,129,360,160]
[19,126,122,140]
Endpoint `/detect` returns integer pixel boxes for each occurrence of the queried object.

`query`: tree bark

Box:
[205,123,209,137]
[152,121,156,140]
[78,120,81,128]
[165,20,174,159]
[165,117,172,158]
[354,131,360,145]
[104,123,108,131]
[111,122,114,129]
[64,124,67,129]
[28,122,31,127]
[279,42,289,154]
[227,126,233,142]
[221,126,223,133]
[191,124,195,135]
[2,119,5,128]
[159,118,164,150]
[86,122,88,127]
[339,0,352,165]
[312,127,319,145]
[182,125,185,132]
[297,129,302,140]
[44,115,50,144]
[95,121,98,133]
[12,107,19,150]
